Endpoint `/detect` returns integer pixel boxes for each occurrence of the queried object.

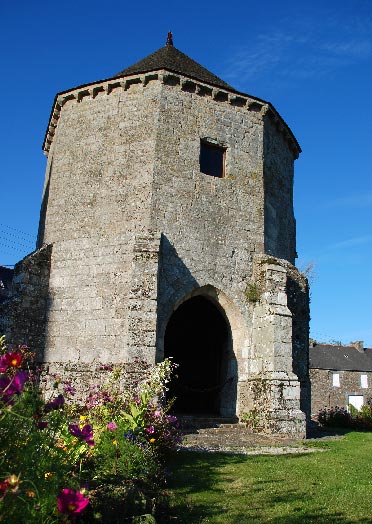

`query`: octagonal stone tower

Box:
[4,36,310,435]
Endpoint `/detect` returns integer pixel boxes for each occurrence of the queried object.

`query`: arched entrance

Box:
[164,295,230,415]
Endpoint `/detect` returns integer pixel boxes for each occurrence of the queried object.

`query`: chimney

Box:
[350,341,364,353]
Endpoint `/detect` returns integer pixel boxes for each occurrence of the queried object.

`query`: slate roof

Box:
[309,344,372,372]
[114,43,233,91]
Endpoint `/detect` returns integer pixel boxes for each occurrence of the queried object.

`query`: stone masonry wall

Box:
[245,255,306,436]
[35,79,163,368]
[263,114,296,263]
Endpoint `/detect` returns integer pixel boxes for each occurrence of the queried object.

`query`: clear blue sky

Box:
[1,0,371,346]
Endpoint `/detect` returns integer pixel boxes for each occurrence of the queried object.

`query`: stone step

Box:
[177,416,302,450]
[176,414,239,431]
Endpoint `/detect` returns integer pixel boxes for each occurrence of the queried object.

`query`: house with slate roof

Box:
[309,341,372,414]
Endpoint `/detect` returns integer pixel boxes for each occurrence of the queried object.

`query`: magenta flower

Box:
[0,351,23,373]
[0,370,29,400]
[145,425,155,434]
[107,422,117,431]
[57,488,89,515]
[68,424,94,446]
[4,351,22,368]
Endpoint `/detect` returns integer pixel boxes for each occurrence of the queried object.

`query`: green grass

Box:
[166,432,372,524]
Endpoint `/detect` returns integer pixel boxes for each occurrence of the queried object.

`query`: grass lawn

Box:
[166,432,372,524]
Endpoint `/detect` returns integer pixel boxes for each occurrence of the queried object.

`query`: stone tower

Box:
[2,36,310,436]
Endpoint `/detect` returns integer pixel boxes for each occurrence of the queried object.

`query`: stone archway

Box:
[164,295,232,415]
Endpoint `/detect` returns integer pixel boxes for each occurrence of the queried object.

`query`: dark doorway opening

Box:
[164,295,229,415]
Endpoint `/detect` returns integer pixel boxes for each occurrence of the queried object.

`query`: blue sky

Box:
[1,0,371,345]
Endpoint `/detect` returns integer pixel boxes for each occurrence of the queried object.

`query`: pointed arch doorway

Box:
[164,295,231,415]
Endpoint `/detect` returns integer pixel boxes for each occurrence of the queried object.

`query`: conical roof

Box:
[115,39,233,91]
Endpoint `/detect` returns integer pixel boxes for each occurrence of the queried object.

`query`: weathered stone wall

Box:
[244,255,307,436]
[38,80,162,244]
[263,113,296,263]
[35,80,163,369]
[310,368,372,415]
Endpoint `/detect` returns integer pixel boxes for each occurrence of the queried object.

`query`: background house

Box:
[0,267,13,305]
[310,341,372,415]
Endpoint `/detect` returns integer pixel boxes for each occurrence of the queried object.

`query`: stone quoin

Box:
[1,34,310,436]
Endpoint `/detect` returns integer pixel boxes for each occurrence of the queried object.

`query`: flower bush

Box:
[317,403,372,430]
[0,336,181,523]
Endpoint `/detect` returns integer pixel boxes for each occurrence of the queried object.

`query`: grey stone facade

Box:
[310,368,372,415]
[310,343,372,414]
[2,40,309,436]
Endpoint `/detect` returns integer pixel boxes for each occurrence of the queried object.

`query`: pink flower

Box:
[107,422,117,431]
[68,424,94,446]
[145,425,155,434]
[57,488,89,515]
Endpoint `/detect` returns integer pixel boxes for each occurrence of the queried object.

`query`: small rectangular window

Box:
[361,374,368,388]
[200,141,226,178]
[332,373,340,387]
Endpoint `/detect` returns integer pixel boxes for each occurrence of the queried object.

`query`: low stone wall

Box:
[1,245,52,357]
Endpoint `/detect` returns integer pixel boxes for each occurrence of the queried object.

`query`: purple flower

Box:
[166,415,178,425]
[63,383,76,396]
[0,370,29,400]
[145,425,155,434]
[45,394,65,412]
[36,421,48,430]
[68,424,94,446]
[107,422,117,431]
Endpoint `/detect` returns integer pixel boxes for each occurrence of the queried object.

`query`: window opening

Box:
[200,141,226,178]
[361,374,368,388]
[332,373,340,387]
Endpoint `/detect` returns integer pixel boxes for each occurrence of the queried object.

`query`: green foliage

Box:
[240,409,261,430]
[244,283,261,303]
[0,384,82,523]
[92,425,158,484]
[0,338,181,523]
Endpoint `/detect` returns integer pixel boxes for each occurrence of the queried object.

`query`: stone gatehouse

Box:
[1,35,310,436]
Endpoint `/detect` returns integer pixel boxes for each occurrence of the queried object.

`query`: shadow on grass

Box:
[165,450,372,524]
[306,424,354,440]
